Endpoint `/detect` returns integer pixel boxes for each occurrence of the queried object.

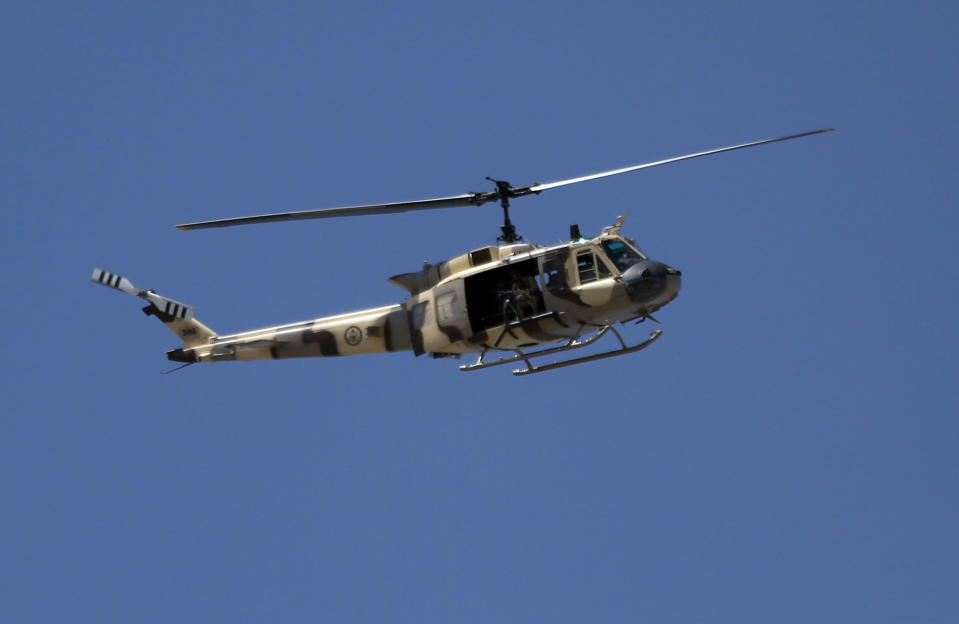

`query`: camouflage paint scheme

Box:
[165,304,412,363]
[94,131,836,369]
[94,218,682,366]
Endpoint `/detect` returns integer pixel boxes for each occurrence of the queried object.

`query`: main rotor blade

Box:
[176,192,497,230]
[526,128,834,193]
[177,128,832,231]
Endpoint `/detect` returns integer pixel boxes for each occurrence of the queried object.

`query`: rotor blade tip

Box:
[175,225,188,230]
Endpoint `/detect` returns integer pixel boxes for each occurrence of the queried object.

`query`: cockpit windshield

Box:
[601,239,646,271]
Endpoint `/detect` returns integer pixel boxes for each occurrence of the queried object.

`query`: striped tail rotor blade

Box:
[91,268,195,320]
[142,293,195,321]
[91,268,139,296]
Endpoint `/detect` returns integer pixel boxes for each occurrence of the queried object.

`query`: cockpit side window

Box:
[576,251,598,284]
[601,239,646,272]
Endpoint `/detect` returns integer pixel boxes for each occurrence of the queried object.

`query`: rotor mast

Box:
[487,177,524,244]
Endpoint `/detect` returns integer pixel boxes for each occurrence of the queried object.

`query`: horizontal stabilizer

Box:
[91,268,195,320]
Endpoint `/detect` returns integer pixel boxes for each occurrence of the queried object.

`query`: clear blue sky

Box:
[3,2,957,622]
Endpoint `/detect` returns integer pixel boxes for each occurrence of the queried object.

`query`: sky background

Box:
[2,1,957,622]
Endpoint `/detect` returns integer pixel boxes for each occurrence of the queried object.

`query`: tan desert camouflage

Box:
[91,216,679,375]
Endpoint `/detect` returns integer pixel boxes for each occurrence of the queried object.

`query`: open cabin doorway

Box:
[464,257,544,332]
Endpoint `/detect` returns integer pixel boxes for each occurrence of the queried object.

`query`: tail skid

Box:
[90,268,217,349]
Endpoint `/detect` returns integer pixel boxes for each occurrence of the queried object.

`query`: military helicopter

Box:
[92,129,832,375]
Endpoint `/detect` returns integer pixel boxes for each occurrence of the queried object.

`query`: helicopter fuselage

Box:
[166,220,680,364]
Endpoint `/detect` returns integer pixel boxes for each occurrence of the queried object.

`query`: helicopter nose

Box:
[621,259,681,282]
[620,259,681,303]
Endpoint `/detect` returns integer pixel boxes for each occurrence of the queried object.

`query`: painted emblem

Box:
[344,325,363,346]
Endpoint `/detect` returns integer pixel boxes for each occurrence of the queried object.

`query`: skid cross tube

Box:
[512,328,662,376]
[460,326,613,372]
[460,324,663,374]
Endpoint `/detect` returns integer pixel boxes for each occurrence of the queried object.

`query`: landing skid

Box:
[459,325,663,376]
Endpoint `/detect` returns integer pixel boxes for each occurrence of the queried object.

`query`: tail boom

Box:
[172,304,412,363]
[92,268,413,365]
